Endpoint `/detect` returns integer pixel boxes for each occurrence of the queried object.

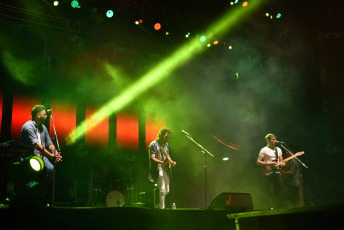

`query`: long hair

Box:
[158,128,171,139]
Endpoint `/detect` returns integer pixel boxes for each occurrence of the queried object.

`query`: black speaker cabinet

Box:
[208,192,253,212]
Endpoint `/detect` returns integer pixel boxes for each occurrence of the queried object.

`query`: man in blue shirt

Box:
[148,128,176,209]
[20,105,62,206]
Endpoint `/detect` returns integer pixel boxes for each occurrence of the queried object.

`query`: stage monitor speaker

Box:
[208,192,253,212]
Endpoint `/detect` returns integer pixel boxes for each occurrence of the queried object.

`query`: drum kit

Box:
[104,179,136,207]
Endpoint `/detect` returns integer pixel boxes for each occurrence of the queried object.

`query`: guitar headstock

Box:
[295,151,304,157]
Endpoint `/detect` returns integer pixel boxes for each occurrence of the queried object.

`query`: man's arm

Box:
[33,142,54,160]
[278,155,285,167]
[257,155,277,166]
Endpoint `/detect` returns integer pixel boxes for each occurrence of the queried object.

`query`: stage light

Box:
[213,40,219,45]
[139,19,143,24]
[71,0,81,8]
[223,157,229,161]
[266,13,270,17]
[106,10,114,18]
[228,45,233,49]
[53,1,59,6]
[242,1,248,7]
[207,44,211,47]
[154,23,161,31]
[65,0,264,145]
[165,32,169,36]
[200,35,206,42]
[135,21,140,25]
[276,13,282,19]
[29,156,44,172]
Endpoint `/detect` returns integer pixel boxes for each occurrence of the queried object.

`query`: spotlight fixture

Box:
[200,35,206,42]
[53,1,59,6]
[29,156,44,172]
[154,23,161,31]
[71,0,81,8]
[106,10,114,18]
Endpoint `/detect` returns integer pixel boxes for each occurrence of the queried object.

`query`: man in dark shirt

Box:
[281,151,302,208]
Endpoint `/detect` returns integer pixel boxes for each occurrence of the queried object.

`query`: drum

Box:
[106,190,125,207]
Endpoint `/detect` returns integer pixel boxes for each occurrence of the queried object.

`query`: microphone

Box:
[276,141,284,144]
[46,109,52,113]
[181,130,190,136]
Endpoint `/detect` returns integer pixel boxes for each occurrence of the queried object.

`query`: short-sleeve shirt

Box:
[20,120,53,156]
[258,146,282,163]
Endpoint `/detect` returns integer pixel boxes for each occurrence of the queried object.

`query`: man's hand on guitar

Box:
[267,161,277,167]
[170,161,176,167]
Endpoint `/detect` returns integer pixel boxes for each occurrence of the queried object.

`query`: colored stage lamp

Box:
[276,13,282,19]
[53,1,59,6]
[71,0,81,8]
[154,23,161,31]
[200,35,206,42]
[242,1,248,7]
[213,40,219,45]
[135,21,140,25]
[106,10,114,18]
[29,156,44,172]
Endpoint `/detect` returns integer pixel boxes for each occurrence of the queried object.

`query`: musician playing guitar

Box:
[257,133,285,209]
[148,128,176,209]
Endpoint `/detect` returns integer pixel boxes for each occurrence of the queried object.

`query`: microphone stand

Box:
[182,132,214,208]
[278,142,308,169]
[50,110,61,207]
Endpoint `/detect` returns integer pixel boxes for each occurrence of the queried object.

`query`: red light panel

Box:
[11,94,41,140]
[85,106,109,147]
[49,100,76,146]
[117,112,139,150]
[145,117,166,148]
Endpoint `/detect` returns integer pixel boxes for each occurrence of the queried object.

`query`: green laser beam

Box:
[66,1,263,145]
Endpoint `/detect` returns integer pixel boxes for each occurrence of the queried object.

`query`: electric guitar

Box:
[262,151,304,177]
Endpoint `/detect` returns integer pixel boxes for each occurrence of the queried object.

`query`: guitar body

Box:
[262,165,281,177]
[261,151,305,178]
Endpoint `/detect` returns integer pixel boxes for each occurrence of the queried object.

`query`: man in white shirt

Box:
[257,133,285,209]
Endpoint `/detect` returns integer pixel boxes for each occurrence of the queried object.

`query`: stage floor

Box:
[1,203,344,230]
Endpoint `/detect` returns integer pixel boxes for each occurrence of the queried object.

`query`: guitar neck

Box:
[277,151,304,166]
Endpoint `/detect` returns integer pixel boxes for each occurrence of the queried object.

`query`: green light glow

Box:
[200,35,206,42]
[71,0,81,9]
[2,51,37,85]
[66,0,263,145]
[106,10,114,18]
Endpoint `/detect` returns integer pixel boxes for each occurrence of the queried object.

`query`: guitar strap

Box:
[274,148,279,162]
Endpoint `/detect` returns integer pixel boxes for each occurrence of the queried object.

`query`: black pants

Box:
[266,173,283,209]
